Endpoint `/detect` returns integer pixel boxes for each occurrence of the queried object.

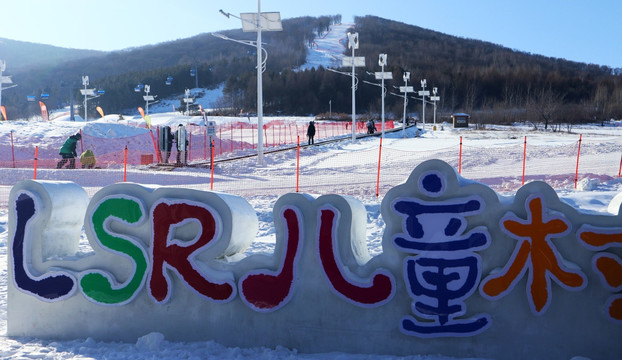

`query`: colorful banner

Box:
[145,115,152,129]
[96,106,105,118]
[1,105,7,121]
[38,101,49,121]
[138,107,145,119]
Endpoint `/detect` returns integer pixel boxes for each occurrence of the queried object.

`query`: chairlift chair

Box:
[97,89,105,95]
[27,95,36,102]
[40,92,49,99]
[166,76,173,85]
[134,84,144,92]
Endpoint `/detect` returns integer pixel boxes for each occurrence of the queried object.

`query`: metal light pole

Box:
[347,32,359,141]
[184,88,194,115]
[399,72,413,137]
[375,54,392,137]
[419,79,429,130]
[80,76,95,121]
[256,0,264,164]
[217,1,282,165]
[143,85,157,116]
[431,87,440,129]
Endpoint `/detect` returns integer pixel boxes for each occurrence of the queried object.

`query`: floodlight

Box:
[421,79,427,87]
[240,12,282,32]
[404,72,410,82]
[433,87,438,95]
[82,76,89,86]
[379,54,387,67]
[347,32,359,49]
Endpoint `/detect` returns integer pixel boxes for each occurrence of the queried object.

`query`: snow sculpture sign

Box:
[7,160,622,359]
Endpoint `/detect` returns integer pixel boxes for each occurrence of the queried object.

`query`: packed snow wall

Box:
[7,160,622,360]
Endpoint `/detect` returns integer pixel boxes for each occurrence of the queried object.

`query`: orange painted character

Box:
[480,195,586,314]
[578,225,622,322]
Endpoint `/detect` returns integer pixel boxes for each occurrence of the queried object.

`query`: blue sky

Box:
[1,0,621,68]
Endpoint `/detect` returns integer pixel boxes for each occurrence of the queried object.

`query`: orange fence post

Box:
[574,134,582,189]
[240,123,244,150]
[522,136,527,185]
[10,130,15,168]
[34,146,38,180]
[123,145,128,182]
[296,135,300,192]
[618,152,622,177]
[149,130,161,163]
[210,140,215,191]
[458,136,463,174]
[376,137,383,197]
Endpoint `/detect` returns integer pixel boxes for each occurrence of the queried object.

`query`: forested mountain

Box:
[247,16,622,127]
[3,14,621,126]
[2,15,339,119]
[0,38,104,72]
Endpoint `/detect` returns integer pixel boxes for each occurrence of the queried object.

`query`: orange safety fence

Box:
[0,131,618,209]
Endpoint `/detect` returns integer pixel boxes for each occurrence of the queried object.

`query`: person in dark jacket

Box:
[56,133,81,169]
[162,126,174,163]
[307,121,316,145]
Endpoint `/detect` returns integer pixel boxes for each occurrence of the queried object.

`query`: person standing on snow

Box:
[307,121,316,145]
[56,132,81,169]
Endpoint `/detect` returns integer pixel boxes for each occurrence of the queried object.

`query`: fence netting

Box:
[0,126,619,208]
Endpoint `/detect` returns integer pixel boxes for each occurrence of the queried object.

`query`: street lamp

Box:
[142,85,157,116]
[375,54,392,137]
[400,72,413,137]
[80,76,103,122]
[343,32,365,141]
[430,87,441,129]
[419,79,429,130]
[184,89,194,115]
[217,1,282,165]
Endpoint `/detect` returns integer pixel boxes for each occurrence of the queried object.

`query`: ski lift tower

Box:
[343,32,365,141]
[400,72,414,137]
[0,60,18,119]
[217,0,282,165]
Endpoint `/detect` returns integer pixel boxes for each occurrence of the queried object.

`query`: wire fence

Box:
[0,127,620,208]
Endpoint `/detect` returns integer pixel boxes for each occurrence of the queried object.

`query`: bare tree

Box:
[527,86,565,130]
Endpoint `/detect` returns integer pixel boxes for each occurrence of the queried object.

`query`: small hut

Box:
[451,113,470,128]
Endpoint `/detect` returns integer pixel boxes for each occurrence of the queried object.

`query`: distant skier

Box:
[307,121,316,145]
[56,132,81,169]
[367,120,376,134]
